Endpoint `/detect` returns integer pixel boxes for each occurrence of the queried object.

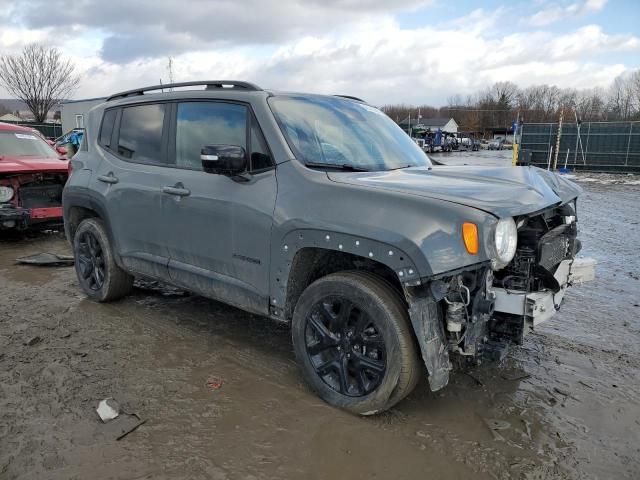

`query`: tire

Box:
[292,271,421,415]
[73,218,133,302]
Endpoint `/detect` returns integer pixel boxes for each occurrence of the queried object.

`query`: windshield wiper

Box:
[387,164,415,171]
[304,162,370,172]
[387,164,433,171]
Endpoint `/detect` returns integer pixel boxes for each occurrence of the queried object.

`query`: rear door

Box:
[93,102,172,280]
[162,100,277,314]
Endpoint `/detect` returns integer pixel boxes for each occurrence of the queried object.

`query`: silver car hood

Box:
[327,165,582,218]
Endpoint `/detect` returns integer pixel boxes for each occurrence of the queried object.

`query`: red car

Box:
[0,122,69,230]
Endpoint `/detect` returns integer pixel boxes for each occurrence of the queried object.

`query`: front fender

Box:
[269,228,422,310]
[269,160,498,305]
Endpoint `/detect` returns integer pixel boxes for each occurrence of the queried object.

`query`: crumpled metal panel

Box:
[407,295,450,391]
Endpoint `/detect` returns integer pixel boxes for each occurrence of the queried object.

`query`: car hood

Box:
[0,155,68,174]
[327,165,582,217]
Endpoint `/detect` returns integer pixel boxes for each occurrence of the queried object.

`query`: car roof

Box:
[0,122,33,133]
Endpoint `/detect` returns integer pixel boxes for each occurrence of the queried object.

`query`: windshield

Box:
[269,96,431,171]
[0,131,56,158]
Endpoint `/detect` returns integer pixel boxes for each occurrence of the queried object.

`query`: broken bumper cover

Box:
[492,258,596,325]
[0,205,63,228]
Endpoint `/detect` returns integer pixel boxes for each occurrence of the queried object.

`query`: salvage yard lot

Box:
[1,151,639,480]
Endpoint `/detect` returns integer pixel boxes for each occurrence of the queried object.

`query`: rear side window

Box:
[117,104,165,163]
[175,102,246,170]
[99,109,117,150]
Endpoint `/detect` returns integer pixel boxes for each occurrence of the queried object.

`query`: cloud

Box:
[530,0,608,27]
[56,17,638,106]
[7,0,431,62]
[549,25,640,60]
[0,0,638,105]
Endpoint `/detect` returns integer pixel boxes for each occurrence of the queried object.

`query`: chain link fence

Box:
[518,121,640,173]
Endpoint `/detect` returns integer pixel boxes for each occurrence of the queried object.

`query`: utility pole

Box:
[552,108,564,170]
[167,56,174,89]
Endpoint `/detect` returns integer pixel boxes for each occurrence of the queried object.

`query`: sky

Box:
[0,0,638,106]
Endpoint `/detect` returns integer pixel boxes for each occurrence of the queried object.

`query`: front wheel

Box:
[292,271,421,415]
[73,218,133,302]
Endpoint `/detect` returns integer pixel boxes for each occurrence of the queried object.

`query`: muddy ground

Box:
[1,152,639,479]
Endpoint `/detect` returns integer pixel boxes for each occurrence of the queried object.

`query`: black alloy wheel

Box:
[76,230,105,291]
[292,271,422,414]
[304,296,387,397]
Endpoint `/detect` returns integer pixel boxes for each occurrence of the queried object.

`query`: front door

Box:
[162,100,277,314]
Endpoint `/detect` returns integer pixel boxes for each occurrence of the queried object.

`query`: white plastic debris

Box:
[97,398,120,423]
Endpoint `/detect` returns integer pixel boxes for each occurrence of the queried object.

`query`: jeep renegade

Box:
[63,81,595,414]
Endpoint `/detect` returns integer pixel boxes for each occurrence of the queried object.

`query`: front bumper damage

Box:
[1,172,66,229]
[0,205,30,229]
[0,205,63,229]
[493,257,596,325]
[405,201,596,393]
[407,257,596,392]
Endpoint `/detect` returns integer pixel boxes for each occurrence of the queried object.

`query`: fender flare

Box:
[269,228,423,314]
[62,187,123,268]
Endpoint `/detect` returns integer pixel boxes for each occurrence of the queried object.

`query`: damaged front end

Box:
[0,173,67,230]
[406,201,596,392]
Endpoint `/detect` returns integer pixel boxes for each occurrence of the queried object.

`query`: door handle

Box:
[97,173,119,184]
[162,184,191,197]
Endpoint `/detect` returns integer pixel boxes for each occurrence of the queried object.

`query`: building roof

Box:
[0,113,22,122]
[399,116,457,127]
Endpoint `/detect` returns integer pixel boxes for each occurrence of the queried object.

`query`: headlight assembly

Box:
[0,185,14,203]
[492,217,518,269]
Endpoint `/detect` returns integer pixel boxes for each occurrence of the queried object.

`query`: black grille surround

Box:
[19,184,64,209]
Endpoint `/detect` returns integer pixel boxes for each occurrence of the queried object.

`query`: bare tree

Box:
[381,69,640,130]
[558,88,578,112]
[0,44,80,123]
[490,81,519,108]
[607,73,635,120]
[575,88,606,121]
[631,70,640,115]
[446,94,464,107]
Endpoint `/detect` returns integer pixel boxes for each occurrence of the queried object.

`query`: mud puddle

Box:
[1,176,639,480]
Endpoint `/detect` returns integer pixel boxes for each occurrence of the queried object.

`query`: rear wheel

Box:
[73,218,133,302]
[292,271,421,415]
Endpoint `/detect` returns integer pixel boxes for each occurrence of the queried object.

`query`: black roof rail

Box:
[106,80,262,101]
[333,94,366,103]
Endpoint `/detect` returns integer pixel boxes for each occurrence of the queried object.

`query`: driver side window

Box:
[175,102,247,170]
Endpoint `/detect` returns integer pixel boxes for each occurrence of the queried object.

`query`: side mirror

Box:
[56,146,68,156]
[201,145,247,175]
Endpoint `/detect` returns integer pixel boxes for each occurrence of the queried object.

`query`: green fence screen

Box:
[518,121,640,173]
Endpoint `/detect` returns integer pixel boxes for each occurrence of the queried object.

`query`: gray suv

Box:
[63,81,595,414]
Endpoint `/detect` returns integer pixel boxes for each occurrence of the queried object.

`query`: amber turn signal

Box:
[462,222,479,255]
